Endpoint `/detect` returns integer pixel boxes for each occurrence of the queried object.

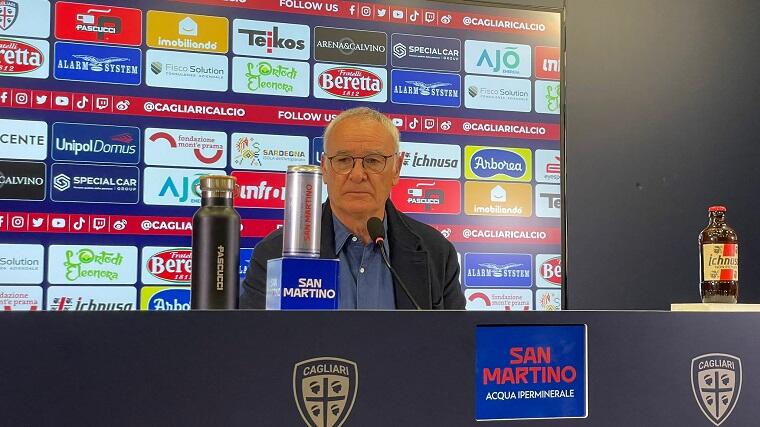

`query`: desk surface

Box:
[1,310,757,426]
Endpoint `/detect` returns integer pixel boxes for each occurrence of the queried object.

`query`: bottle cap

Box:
[708,205,726,212]
[199,175,236,192]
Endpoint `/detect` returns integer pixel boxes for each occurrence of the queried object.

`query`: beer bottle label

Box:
[702,244,739,281]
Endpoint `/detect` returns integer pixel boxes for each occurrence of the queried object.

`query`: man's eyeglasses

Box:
[326,153,397,174]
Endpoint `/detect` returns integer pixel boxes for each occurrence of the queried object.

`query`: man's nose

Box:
[348,158,368,182]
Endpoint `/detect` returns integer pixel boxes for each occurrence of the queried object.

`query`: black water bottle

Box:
[191,175,240,309]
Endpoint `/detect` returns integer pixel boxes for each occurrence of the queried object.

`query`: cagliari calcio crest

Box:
[691,353,742,426]
[293,357,358,427]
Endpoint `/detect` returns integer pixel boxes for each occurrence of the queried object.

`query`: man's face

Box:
[321,117,401,219]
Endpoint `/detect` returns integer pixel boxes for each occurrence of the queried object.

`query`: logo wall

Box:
[464,181,532,217]
[144,128,227,169]
[466,289,532,311]
[464,146,532,182]
[535,254,561,287]
[0,286,43,311]
[314,26,387,66]
[232,171,286,209]
[464,252,532,287]
[465,40,531,78]
[231,133,309,171]
[146,10,228,54]
[47,245,138,284]
[140,286,190,310]
[0,0,50,39]
[390,33,461,72]
[399,141,461,179]
[534,149,560,183]
[232,57,309,97]
[535,289,561,310]
[233,19,310,60]
[0,160,46,200]
[391,69,460,108]
[50,162,139,204]
[535,184,560,218]
[465,75,531,112]
[54,2,142,46]
[47,286,136,311]
[146,49,228,92]
[141,247,192,285]
[534,46,560,80]
[293,357,358,427]
[535,80,560,114]
[390,178,461,214]
[143,167,225,206]
[52,122,140,164]
[0,243,44,284]
[0,37,49,78]
[0,119,47,160]
[54,41,141,85]
[691,353,742,426]
[313,63,387,102]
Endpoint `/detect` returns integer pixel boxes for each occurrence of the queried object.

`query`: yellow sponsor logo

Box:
[464,181,532,216]
[147,10,229,53]
[140,286,191,310]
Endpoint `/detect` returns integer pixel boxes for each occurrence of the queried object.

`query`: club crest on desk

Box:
[293,357,358,427]
[691,353,742,426]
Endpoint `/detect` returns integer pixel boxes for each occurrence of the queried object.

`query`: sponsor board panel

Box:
[390,178,461,214]
[143,167,225,206]
[535,80,561,114]
[0,285,43,311]
[476,325,585,420]
[464,146,531,182]
[310,137,323,165]
[140,286,190,310]
[54,41,141,85]
[50,162,139,204]
[232,56,309,97]
[431,224,560,244]
[534,149,560,183]
[464,181,531,217]
[0,119,47,160]
[390,33,461,72]
[536,288,562,310]
[233,19,310,60]
[536,254,561,288]
[463,252,532,287]
[146,10,228,54]
[48,245,138,285]
[0,244,44,284]
[464,75,531,112]
[47,285,136,310]
[313,26,387,66]
[313,63,387,103]
[54,1,142,46]
[0,37,49,79]
[232,171,286,209]
[0,0,50,38]
[231,133,308,171]
[535,184,560,218]
[464,39,531,78]
[52,122,140,164]
[141,247,192,285]
[465,288,532,311]
[144,128,227,169]
[399,141,461,179]
[390,69,461,108]
[0,160,46,200]
[535,46,560,80]
[146,49,228,92]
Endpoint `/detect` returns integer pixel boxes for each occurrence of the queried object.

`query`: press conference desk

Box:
[2,311,758,426]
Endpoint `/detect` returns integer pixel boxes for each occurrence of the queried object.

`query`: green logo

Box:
[245,61,298,93]
[64,248,124,282]
[545,84,560,112]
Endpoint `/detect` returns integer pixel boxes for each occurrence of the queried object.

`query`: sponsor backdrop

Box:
[0,0,562,311]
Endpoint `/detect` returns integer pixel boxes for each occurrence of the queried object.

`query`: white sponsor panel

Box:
[399,141,461,179]
[0,0,50,38]
[536,288,562,311]
[231,133,309,171]
[47,286,136,311]
[535,183,561,218]
[535,79,561,114]
[47,245,138,285]
[0,286,43,311]
[146,49,228,92]
[464,40,531,78]
[464,74,531,112]
[536,254,562,288]
[144,128,227,169]
[465,288,533,311]
[232,56,310,97]
[313,62,387,103]
[232,19,310,60]
[535,149,560,183]
[0,243,44,284]
[141,247,192,285]
[143,167,225,206]
[0,36,49,79]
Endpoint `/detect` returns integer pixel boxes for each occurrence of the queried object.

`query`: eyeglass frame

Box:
[324,152,399,175]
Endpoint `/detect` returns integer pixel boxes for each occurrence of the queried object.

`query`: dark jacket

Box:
[240,200,465,310]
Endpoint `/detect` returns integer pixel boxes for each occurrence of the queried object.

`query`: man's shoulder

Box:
[253,227,284,260]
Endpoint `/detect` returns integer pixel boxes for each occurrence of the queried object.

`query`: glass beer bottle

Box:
[699,206,738,303]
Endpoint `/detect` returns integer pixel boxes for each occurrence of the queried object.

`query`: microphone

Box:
[367,217,422,310]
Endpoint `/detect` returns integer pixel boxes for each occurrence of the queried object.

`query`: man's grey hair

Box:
[323,107,400,153]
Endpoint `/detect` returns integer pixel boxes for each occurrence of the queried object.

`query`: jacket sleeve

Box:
[442,243,466,310]
[239,243,269,309]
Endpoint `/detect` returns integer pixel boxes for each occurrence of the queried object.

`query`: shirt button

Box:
[351,236,358,242]
[359,267,365,274]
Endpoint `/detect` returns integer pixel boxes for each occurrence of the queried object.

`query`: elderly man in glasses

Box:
[240,107,465,310]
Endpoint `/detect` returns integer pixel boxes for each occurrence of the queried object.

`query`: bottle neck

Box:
[709,212,726,226]
[202,196,233,207]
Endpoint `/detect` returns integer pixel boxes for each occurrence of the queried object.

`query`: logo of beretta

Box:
[293,357,358,427]
[691,353,742,426]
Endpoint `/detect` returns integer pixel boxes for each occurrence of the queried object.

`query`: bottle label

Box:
[702,244,738,281]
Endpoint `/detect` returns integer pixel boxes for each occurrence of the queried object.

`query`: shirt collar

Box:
[333,213,389,256]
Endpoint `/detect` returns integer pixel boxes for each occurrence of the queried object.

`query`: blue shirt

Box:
[333,215,396,309]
